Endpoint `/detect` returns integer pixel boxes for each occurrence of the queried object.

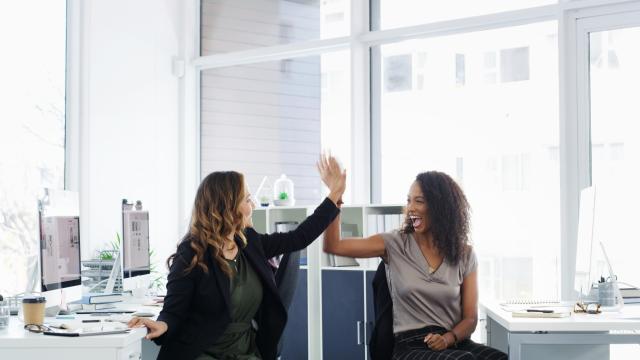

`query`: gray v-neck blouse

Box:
[381,230,477,333]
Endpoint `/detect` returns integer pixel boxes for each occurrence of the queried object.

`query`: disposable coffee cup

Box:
[20,296,46,325]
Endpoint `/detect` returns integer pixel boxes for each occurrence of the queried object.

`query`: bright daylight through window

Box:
[377,21,560,301]
[0,1,67,296]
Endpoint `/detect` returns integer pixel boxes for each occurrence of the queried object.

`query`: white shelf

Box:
[250,203,401,360]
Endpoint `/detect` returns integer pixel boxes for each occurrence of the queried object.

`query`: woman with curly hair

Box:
[324,171,506,360]
[128,154,346,360]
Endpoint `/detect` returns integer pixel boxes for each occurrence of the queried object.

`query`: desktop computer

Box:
[121,199,151,292]
[574,186,597,302]
[37,189,82,312]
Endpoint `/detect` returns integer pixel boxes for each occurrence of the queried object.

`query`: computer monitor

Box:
[37,189,82,308]
[39,215,81,290]
[122,200,150,279]
[574,186,597,300]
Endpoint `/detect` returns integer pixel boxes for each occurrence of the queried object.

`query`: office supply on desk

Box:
[80,292,123,304]
[512,310,571,318]
[526,309,554,313]
[621,287,640,298]
[105,314,133,323]
[596,241,624,311]
[131,311,155,317]
[43,327,130,337]
[501,299,571,306]
[75,309,135,315]
[80,302,117,311]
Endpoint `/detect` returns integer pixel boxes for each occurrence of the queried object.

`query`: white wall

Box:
[74,0,192,273]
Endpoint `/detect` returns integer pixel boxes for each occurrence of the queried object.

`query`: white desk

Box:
[482,302,640,360]
[0,299,161,360]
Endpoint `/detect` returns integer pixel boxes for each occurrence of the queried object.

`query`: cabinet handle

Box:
[356,321,362,345]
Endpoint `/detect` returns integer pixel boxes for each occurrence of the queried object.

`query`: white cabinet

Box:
[251,204,403,360]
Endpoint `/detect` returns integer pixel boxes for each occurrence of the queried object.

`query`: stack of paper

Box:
[512,311,571,318]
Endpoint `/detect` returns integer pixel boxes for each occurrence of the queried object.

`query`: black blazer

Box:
[154,198,339,360]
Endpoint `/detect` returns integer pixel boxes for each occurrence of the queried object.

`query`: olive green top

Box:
[196,251,264,360]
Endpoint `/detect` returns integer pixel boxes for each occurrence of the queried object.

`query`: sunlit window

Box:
[376,21,560,301]
[0,1,67,296]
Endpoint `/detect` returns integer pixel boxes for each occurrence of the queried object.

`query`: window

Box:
[199,51,351,204]
[589,25,640,291]
[195,0,640,323]
[200,0,350,55]
[375,21,560,301]
[0,1,67,296]
[500,47,530,82]
[375,0,556,30]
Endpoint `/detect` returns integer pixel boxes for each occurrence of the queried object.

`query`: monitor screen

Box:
[39,215,82,291]
[574,186,596,299]
[122,209,150,278]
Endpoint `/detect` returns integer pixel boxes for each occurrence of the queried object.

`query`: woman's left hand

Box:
[424,333,450,351]
[317,153,346,205]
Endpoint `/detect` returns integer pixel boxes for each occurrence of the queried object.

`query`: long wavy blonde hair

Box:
[168,171,248,277]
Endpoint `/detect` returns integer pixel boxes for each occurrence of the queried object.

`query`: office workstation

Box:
[2,0,640,359]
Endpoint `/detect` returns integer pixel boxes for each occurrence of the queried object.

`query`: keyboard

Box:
[105,314,133,324]
[501,299,562,305]
[500,299,575,308]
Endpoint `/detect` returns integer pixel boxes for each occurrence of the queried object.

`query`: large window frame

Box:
[0,0,73,296]
[190,0,640,355]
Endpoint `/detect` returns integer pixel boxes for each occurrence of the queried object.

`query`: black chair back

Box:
[370,261,394,360]
[273,250,301,357]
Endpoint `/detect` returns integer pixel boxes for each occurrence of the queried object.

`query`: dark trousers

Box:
[392,326,507,360]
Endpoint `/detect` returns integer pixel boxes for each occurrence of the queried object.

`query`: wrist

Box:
[442,334,450,348]
[446,331,458,346]
[327,191,342,206]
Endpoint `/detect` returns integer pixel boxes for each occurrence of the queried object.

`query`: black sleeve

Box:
[253,197,340,259]
[154,241,199,345]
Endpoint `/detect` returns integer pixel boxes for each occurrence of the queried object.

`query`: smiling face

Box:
[406,180,430,233]
[239,184,255,228]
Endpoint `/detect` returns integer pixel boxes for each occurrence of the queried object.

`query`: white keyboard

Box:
[106,314,133,324]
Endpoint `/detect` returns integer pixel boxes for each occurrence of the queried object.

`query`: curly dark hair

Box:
[402,171,471,265]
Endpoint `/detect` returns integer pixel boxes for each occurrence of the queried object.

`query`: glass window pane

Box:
[376,21,559,301]
[200,51,351,204]
[589,26,640,290]
[375,0,555,30]
[0,1,67,296]
[200,0,350,55]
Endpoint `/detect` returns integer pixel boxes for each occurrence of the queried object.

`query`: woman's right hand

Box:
[317,153,346,205]
[127,317,168,340]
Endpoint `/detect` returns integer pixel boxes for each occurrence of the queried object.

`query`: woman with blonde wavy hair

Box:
[128,154,346,360]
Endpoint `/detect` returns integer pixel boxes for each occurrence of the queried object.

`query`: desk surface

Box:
[0,315,146,347]
[0,300,159,348]
[482,302,640,332]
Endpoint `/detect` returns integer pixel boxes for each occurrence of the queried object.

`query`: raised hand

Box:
[316,153,346,206]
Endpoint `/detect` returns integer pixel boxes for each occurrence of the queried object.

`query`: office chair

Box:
[370,261,394,360]
[271,250,301,358]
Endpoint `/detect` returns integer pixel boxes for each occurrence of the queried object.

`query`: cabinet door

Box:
[322,269,365,360]
[281,268,308,359]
